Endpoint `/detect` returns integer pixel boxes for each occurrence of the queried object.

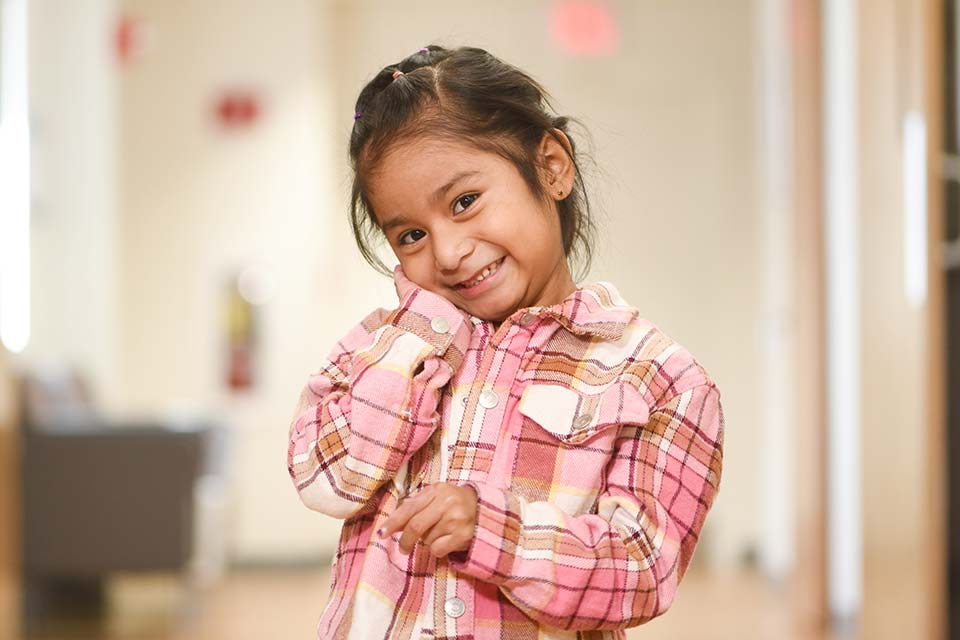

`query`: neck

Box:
[531,259,577,309]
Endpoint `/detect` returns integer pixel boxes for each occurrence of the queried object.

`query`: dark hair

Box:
[348,45,596,278]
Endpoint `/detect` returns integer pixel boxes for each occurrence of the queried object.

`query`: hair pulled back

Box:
[348,45,596,278]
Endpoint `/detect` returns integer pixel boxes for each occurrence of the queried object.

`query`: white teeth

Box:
[461,258,501,288]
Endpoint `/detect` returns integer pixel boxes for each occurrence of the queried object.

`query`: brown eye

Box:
[453,194,478,215]
[398,229,426,246]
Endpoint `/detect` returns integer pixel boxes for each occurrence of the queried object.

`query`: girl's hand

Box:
[393,264,470,322]
[393,264,419,302]
[378,483,478,558]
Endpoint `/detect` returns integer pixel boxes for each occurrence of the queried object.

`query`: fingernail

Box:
[376,528,384,538]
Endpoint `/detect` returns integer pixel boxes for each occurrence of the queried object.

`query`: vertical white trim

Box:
[823,0,862,623]
[902,111,928,307]
[754,0,796,581]
[0,0,31,354]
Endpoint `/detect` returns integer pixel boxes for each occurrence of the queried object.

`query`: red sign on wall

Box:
[215,91,262,129]
[549,1,620,57]
[115,15,151,65]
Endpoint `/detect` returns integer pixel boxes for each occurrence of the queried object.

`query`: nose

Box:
[432,225,474,273]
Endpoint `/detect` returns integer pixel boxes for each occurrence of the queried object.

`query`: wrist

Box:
[388,288,471,372]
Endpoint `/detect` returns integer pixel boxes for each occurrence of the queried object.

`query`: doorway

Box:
[945,2,960,639]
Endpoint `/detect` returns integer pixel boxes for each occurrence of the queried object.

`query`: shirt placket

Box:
[445,317,532,484]
[431,314,536,638]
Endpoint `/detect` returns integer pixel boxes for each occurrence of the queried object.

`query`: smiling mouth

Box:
[456,257,505,289]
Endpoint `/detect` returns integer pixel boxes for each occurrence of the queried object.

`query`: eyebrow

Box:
[430,169,481,205]
[380,169,481,234]
[381,215,411,234]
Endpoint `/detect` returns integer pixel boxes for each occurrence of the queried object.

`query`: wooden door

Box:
[0,348,20,639]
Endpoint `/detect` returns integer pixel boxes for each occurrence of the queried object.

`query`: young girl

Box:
[287,45,724,640]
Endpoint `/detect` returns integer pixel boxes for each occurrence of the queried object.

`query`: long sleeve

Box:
[448,380,724,630]
[287,289,472,519]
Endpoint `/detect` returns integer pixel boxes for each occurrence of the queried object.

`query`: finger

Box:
[397,500,447,554]
[379,488,433,539]
[419,499,469,548]
[421,516,455,548]
[422,487,475,543]
[429,533,468,559]
[393,264,415,300]
[393,265,404,298]
[379,491,430,538]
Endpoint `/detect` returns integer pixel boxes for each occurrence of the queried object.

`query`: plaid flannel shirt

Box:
[288,281,724,640]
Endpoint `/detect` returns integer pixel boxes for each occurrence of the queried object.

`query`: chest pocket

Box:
[517,381,650,445]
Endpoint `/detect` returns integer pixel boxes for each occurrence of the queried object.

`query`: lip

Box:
[454,257,506,299]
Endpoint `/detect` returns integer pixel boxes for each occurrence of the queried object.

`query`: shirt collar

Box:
[530,282,638,341]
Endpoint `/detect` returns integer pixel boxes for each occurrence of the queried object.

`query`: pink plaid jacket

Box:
[288,281,724,639]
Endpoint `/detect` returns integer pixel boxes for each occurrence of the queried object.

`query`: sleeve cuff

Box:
[447,481,520,583]
[387,289,472,373]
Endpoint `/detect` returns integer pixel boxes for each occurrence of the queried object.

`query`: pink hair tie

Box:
[392,69,404,80]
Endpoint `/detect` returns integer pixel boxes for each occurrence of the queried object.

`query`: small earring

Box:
[557,189,564,198]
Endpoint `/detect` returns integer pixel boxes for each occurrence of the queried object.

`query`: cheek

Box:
[500,211,560,261]
[397,256,435,289]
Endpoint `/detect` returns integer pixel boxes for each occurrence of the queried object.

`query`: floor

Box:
[22,565,841,640]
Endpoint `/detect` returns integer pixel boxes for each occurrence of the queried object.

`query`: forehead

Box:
[366,137,508,214]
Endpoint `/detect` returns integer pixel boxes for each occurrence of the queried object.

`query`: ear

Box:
[537,129,575,200]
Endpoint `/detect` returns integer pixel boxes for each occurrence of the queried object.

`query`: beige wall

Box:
[25,0,119,407]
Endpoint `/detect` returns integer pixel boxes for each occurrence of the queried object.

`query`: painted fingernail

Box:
[376,528,385,538]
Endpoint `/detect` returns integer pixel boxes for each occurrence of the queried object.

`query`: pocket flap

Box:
[518,382,650,445]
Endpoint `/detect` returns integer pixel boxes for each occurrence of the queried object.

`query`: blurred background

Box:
[0,0,954,638]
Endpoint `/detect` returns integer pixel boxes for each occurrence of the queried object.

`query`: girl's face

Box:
[367,134,576,323]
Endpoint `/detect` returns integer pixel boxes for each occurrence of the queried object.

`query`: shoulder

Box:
[574,282,718,406]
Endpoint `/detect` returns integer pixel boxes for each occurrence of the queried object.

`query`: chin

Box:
[468,309,506,323]
[460,299,514,323]
[431,285,520,323]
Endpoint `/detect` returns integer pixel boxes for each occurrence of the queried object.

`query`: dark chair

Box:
[17,365,216,623]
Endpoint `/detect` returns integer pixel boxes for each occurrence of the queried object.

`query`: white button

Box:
[574,413,593,429]
[519,313,537,326]
[430,316,450,334]
[478,390,498,409]
[444,596,466,618]
[461,395,469,405]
